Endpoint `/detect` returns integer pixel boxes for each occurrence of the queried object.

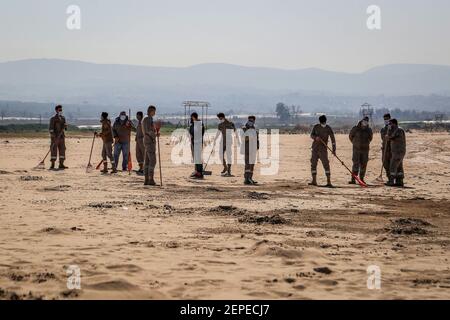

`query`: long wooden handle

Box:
[157,136,162,187]
[87,132,96,165]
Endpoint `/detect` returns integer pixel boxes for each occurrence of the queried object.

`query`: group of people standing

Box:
[95,107,159,185]
[48,105,407,187]
[308,113,406,187]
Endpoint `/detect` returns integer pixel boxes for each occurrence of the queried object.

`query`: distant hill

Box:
[0,59,449,113]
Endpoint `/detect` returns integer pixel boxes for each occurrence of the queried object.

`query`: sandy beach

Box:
[0,132,449,300]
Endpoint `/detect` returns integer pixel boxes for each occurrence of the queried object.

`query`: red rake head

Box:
[353,173,368,188]
[154,120,162,133]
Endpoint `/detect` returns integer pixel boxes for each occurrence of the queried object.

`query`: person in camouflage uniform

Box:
[380,113,392,179]
[385,118,406,187]
[142,106,158,186]
[217,112,236,177]
[189,112,205,180]
[348,116,373,184]
[241,116,259,185]
[309,115,336,187]
[96,112,116,174]
[135,111,145,175]
[49,105,68,170]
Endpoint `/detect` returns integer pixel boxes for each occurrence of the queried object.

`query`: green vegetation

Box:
[0,123,80,133]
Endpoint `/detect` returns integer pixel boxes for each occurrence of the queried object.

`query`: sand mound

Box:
[238,214,288,225]
[85,279,139,291]
[386,218,433,235]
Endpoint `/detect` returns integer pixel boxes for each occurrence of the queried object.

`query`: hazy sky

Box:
[1,0,449,72]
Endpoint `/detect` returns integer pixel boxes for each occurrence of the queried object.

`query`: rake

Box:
[372,139,387,185]
[202,136,217,176]
[34,149,51,170]
[319,138,368,188]
[85,132,96,173]
[34,132,64,170]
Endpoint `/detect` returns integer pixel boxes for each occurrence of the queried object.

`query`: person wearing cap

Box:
[309,115,336,187]
[348,116,373,184]
[135,111,145,175]
[380,113,392,179]
[96,112,116,174]
[189,112,205,179]
[113,111,134,172]
[241,116,259,185]
[142,106,158,185]
[216,112,236,177]
[49,105,68,170]
[386,118,406,187]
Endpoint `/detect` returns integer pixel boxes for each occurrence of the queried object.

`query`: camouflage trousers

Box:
[102,141,114,165]
[352,148,369,177]
[144,143,156,177]
[389,152,405,178]
[311,147,330,176]
[51,136,65,161]
[136,138,145,166]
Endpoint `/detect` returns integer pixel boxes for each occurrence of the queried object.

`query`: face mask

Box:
[120,115,126,121]
[219,119,225,123]
[384,120,390,126]
[362,121,369,127]
[58,111,63,116]
[320,123,326,128]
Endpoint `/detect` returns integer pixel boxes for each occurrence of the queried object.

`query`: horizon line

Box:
[1,57,450,75]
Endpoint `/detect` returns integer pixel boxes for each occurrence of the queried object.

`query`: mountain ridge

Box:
[1,59,449,112]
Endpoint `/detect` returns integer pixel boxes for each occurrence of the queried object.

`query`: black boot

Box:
[359,174,366,183]
[308,174,318,186]
[326,175,333,188]
[221,164,227,175]
[348,174,356,184]
[223,164,232,177]
[385,176,396,187]
[249,172,258,185]
[144,172,156,186]
[59,160,68,170]
[244,173,252,185]
[101,162,108,174]
[50,161,55,170]
[395,177,404,187]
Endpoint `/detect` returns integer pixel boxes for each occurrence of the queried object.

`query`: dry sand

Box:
[0,132,449,300]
